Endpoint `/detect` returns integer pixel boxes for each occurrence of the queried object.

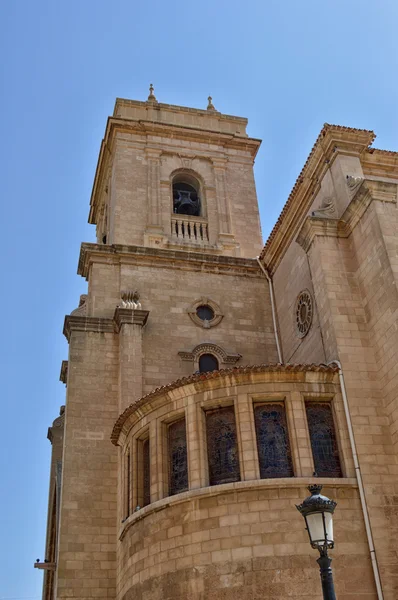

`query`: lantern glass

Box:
[306,511,334,546]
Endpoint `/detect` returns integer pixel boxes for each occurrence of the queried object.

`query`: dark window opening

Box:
[306,402,342,477]
[196,305,215,321]
[173,181,201,216]
[206,406,240,485]
[168,418,188,496]
[126,452,131,518]
[199,354,219,373]
[143,438,150,506]
[254,403,293,478]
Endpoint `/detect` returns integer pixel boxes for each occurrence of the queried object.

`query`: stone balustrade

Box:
[171,215,209,242]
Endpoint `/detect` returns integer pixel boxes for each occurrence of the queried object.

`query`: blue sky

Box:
[1,0,397,597]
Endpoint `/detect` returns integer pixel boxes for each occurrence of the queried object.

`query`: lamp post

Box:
[296,484,337,600]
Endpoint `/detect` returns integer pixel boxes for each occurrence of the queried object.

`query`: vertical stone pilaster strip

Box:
[235,394,259,480]
[213,158,232,234]
[146,149,162,229]
[114,308,149,414]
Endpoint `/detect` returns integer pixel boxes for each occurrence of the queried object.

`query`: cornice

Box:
[113,307,149,332]
[63,315,115,342]
[77,243,262,281]
[59,360,68,385]
[111,363,339,445]
[114,97,249,125]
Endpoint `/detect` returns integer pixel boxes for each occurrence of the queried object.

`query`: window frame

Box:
[252,400,294,479]
[305,399,343,478]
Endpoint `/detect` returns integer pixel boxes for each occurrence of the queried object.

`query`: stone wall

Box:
[56,330,119,600]
[114,368,374,600]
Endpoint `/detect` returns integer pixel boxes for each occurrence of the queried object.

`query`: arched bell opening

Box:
[172,173,202,217]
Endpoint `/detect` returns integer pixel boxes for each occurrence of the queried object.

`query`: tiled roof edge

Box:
[111,363,339,445]
[259,123,376,260]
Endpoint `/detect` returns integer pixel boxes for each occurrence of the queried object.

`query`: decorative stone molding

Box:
[111,363,340,445]
[47,406,65,444]
[297,179,394,253]
[113,308,149,332]
[70,294,87,317]
[34,562,56,571]
[295,290,313,338]
[346,175,363,195]
[78,243,262,280]
[178,343,241,365]
[311,196,336,218]
[178,154,197,170]
[118,291,142,309]
[365,179,397,204]
[118,477,357,541]
[63,316,115,342]
[187,297,223,329]
[296,217,349,253]
[59,360,68,385]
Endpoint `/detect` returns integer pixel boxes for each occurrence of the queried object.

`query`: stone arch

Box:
[178,343,241,372]
[169,168,207,218]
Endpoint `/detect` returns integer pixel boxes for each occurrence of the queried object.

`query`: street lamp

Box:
[296,484,337,600]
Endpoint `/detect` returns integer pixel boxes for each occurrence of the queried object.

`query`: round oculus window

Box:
[196,305,215,322]
[296,290,313,338]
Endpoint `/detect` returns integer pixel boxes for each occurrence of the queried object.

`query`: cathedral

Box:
[38,87,398,599]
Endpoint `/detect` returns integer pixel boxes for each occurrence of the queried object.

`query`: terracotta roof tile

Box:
[111,363,339,445]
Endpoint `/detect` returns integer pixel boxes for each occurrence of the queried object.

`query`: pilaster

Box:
[114,307,149,413]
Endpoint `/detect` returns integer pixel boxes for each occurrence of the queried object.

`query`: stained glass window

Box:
[199,353,219,373]
[306,402,342,477]
[206,406,240,485]
[254,403,293,478]
[168,418,188,496]
[143,438,150,506]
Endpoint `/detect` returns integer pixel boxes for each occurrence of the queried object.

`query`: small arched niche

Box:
[172,172,202,217]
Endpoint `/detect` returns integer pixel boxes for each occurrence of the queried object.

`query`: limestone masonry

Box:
[39,88,398,600]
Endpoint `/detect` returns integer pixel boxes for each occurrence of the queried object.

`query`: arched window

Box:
[305,402,342,477]
[172,173,201,216]
[254,403,293,478]
[199,354,219,373]
[168,418,188,496]
[206,406,240,485]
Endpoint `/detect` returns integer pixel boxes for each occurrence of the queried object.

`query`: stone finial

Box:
[207,96,216,111]
[147,83,158,103]
[119,290,142,310]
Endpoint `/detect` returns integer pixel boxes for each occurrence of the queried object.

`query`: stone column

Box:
[114,307,149,413]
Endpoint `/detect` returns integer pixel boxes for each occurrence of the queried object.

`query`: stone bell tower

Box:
[41,89,278,600]
[89,86,263,257]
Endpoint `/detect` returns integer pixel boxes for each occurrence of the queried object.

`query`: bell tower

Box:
[89,86,263,257]
[41,89,278,600]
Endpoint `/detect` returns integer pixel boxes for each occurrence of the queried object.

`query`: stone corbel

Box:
[59,360,68,386]
[113,308,149,332]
